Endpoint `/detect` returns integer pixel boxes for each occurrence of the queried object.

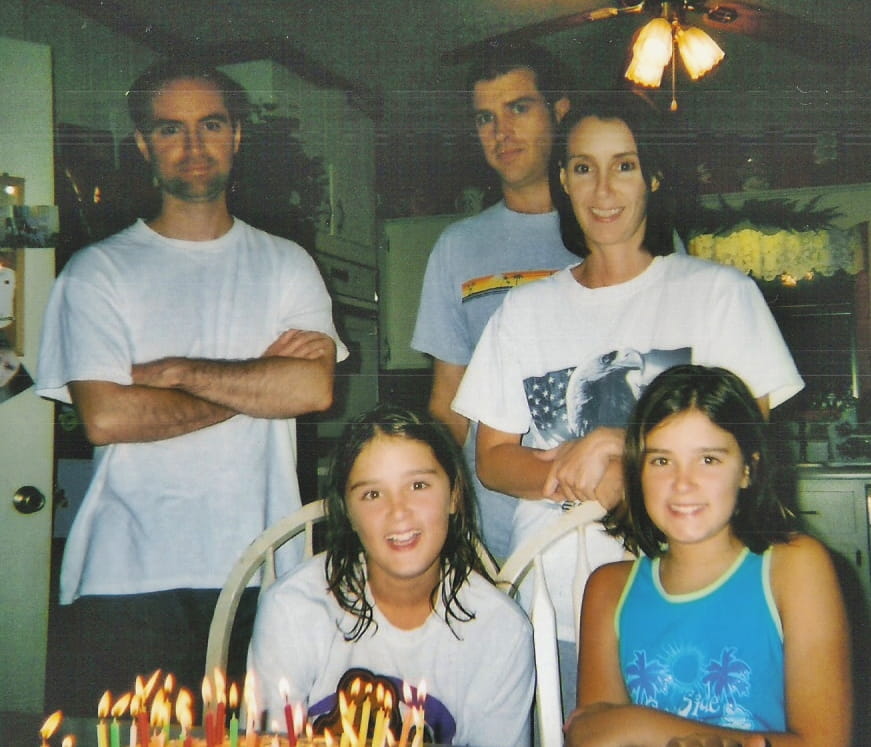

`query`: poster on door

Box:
[0,249,34,403]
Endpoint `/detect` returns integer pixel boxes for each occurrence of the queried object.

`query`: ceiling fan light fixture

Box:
[625,54,668,87]
[675,25,725,80]
[625,16,673,87]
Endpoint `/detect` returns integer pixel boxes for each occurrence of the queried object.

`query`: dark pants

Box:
[45,587,258,716]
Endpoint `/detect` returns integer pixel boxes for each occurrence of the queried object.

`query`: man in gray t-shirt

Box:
[412,43,574,560]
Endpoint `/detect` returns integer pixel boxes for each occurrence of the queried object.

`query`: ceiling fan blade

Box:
[697,1,870,66]
[442,2,645,65]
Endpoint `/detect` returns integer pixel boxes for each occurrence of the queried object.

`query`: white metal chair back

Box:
[495,501,621,747]
[204,499,327,689]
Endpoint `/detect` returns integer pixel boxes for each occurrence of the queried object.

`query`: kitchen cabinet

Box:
[793,466,871,612]
[221,60,377,267]
[379,214,463,370]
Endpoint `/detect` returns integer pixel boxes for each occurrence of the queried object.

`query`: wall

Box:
[0,0,154,154]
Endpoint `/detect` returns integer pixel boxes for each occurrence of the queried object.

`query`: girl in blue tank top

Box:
[564,364,852,747]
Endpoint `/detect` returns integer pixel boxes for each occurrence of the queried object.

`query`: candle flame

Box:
[202,676,213,708]
[278,677,291,703]
[62,736,76,747]
[214,668,227,704]
[324,728,335,747]
[176,688,194,733]
[293,703,304,733]
[150,689,167,727]
[350,677,362,699]
[142,669,162,702]
[135,676,145,698]
[98,691,112,719]
[163,673,175,695]
[229,682,239,710]
[402,681,413,704]
[339,691,349,716]
[40,710,63,738]
[375,683,384,704]
[416,680,427,705]
[383,690,394,713]
[111,692,132,718]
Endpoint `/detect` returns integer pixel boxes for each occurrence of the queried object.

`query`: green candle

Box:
[230,713,240,747]
[109,719,121,747]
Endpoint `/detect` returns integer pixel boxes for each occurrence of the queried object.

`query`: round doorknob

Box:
[13,485,46,514]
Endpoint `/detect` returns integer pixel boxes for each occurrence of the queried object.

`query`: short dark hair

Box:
[324,404,490,641]
[465,41,571,108]
[609,364,795,557]
[550,93,675,258]
[126,58,251,132]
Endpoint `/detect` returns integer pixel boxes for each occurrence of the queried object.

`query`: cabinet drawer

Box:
[795,485,866,536]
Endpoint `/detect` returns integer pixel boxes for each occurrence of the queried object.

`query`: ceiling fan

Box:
[444,1,870,74]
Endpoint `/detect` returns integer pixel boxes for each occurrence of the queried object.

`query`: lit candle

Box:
[39,710,63,747]
[202,677,216,747]
[62,736,74,747]
[278,677,296,745]
[397,681,415,747]
[137,704,149,747]
[150,689,166,746]
[134,677,150,747]
[98,691,112,747]
[371,689,391,747]
[291,703,304,747]
[357,683,373,744]
[229,683,240,747]
[110,693,131,747]
[129,694,141,747]
[243,672,259,747]
[176,688,194,747]
[410,706,424,747]
[339,680,359,747]
[214,669,227,747]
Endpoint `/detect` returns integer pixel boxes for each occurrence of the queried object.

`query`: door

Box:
[0,37,55,712]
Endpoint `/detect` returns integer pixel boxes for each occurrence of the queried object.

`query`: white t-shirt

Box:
[454,253,804,639]
[37,219,348,603]
[248,555,534,747]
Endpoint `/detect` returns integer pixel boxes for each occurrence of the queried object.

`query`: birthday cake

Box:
[41,668,426,747]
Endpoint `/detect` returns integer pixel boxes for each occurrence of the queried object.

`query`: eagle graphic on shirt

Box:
[524,347,691,447]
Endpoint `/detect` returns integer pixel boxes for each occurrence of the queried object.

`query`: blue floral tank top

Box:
[616,548,785,731]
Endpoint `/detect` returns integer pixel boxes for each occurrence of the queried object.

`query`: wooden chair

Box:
[495,501,628,747]
[204,498,500,691]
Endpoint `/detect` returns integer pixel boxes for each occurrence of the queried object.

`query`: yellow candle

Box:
[370,709,386,747]
[97,719,109,747]
[338,691,353,747]
[357,687,372,743]
[397,706,414,747]
[410,706,424,747]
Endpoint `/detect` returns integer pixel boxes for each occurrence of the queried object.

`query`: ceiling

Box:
[55,0,871,131]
